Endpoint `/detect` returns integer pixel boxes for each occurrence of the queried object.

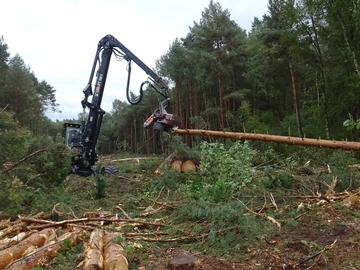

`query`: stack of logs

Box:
[0,225,85,269]
[0,212,128,270]
[79,229,128,270]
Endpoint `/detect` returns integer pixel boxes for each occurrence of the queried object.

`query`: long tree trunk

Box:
[217,71,224,129]
[287,53,303,138]
[173,128,360,151]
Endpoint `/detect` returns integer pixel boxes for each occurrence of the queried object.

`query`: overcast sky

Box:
[1,0,268,121]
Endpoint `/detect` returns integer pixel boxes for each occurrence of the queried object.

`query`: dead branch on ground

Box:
[234,197,282,229]
[19,215,165,230]
[295,239,337,269]
[2,149,46,173]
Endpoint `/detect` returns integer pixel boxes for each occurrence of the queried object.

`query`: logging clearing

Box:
[1,178,360,269]
[2,130,360,269]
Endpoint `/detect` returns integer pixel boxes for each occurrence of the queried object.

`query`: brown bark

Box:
[154,150,178,175]
[82,229,104,270]
[0,228,56,269]
[287,53,303,138]
[217,71,224,129]
[173,128,360,151]
[7,228,85,270]
[103,232,128,270]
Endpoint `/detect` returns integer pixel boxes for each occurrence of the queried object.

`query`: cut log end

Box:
[181,160,196,172]
[171,160,182,172]
[168,254,201,270]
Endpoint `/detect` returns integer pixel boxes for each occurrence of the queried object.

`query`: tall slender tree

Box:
[0,36,10,108]
[179,1,247,131]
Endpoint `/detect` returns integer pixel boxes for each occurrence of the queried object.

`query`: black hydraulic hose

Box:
[126,61,143,105]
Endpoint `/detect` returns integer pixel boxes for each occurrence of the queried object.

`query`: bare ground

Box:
[137,203,360,269]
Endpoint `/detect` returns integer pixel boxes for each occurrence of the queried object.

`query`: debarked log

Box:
[82,229,104,270]
[103,232,128,270]
[6,228,85,270]
[0,231,34,250]
[0,228,56,269]
[173,129,360,151]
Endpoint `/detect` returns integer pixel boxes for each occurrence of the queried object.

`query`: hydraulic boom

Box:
[71,34,178,176]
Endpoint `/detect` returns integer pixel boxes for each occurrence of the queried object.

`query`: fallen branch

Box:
[123,232,169,237]
[110,157,158,163]
[0,231,33,251]
[295,239,337,269]
[19,216,165,230]
[2,149,47,173]
[131,233,208,243]
[1,104,9,113]
[0,224,27,240]
[116,205,132,220]
[234,197,282,228]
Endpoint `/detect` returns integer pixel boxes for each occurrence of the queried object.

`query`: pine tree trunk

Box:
[173,128,360,151]
[0,228,56,269]
[287,53,303,138]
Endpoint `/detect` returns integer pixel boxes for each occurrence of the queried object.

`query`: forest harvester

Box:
[62,34,179,177]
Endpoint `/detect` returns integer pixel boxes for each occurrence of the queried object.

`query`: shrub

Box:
[198,141,257,202]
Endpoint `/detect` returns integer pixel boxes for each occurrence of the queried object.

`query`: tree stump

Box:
[168,254,201,270]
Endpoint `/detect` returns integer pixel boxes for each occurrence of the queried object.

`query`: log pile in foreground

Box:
[0,210,134,270]
[6,228,85,270]
[0,228,56,269]
[173,128,360,151]
[0,203,177,270]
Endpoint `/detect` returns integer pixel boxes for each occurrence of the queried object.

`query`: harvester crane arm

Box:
[73,34,175,176]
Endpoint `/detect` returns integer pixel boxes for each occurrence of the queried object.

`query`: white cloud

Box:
[1,0,268,121]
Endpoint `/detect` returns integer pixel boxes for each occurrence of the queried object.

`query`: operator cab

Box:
[63,123,82,148]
